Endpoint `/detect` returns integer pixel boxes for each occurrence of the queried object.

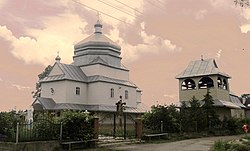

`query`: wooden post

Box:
[113,113,116,138]
[60,122,63,141]
[124,113,127,139]
[16,122,19,143]
[135,118,142,139]
[93,117,99,139]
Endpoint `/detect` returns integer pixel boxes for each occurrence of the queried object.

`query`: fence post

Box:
[135,118,142,139]
[16,122,19,143]
[161,121,163,133]
[60,122,63,141]
[93,117,99,139]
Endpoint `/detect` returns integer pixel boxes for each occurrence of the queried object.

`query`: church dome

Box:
[74,20,121,51]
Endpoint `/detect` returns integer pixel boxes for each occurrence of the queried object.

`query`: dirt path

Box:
[107,134,245,151]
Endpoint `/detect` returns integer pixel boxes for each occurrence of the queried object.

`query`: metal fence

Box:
[0,119,61,143]
[16,119,61,143]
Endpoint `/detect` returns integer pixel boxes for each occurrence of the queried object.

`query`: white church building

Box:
[32,20,146,117]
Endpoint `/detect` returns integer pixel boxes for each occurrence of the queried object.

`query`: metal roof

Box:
[40,63,87,83]
[230,94,246,108]
[32,96,147,113]
[87,75,137,88]
[176,58,231,79]
[32,97,56,110]
[74,22,121,51]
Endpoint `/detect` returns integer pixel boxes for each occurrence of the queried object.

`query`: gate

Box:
[98,112,138,139]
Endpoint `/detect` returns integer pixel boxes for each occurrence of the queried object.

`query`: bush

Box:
[60,111,94,141]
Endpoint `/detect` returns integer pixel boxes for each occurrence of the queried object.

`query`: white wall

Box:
[41,80,88,104]
[87,82,138,107]
[81,64,129,80]
[41,81,67,103]
[65,81,88,104]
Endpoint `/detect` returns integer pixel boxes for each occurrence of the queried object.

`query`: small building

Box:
[32,20,147,125]
[176,58,245,118]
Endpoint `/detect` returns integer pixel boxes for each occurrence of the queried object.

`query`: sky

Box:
[0,0,250,111]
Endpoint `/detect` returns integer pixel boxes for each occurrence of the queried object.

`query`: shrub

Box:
[60,111,94,141]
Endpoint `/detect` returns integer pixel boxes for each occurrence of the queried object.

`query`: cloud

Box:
[1,0,180,66]
[216,49,222,58]
[195,9,207,20]
[0,13,87,66]
[107,22,181,62]
[11,84,31,91]
[240,9,250,33]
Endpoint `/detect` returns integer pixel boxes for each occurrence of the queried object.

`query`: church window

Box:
[111,88,114,98]
[198,77,214,89]
[181,79,196,90]
[76,87,80,95]
[217,77,223,88]
[125,90,128,99]
[223,79,228,90]
[50,88,54,94]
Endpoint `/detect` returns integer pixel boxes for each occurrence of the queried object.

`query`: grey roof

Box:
[40,63,136,88]
[40,63,88,83]
[176,58,231,79]
[87,75,137,88]
[32,101,146,113]
[32,97,56,110]
[213,99,241,109]
[74,31,121,51]
[230,94,246,108]
[178,99,241,109]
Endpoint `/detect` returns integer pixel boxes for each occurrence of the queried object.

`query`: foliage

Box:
[32,118,60,141]
[0,112,17,140]
[234,0,250,7]
[212,140,250,151]
[60,111,94,141]
[32,65,53,98]
[142,104,180,133]
[201,90,220,130]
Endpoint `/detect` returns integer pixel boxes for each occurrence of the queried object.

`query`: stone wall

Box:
[0,141,60,151]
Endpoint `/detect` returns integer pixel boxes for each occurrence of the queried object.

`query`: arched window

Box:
[125,90,128,99]
[76,87,80,95]
[198,77,214,89]
[181,79,196,90]
[223,79,228,90]
[111,88,114,98]
[217,77,223,88]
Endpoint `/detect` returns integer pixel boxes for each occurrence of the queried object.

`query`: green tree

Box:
[0,111,19,141]
[201,90,219,130]
[142,104,180,133]
[60,111,94,141]
[32,65,53,98]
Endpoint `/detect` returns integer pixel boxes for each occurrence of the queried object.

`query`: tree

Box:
[32,65,53,98]
[142,104,180,133]
[234,0,249,7]
[201,90,219,129]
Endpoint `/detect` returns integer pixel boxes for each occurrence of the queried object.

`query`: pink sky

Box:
[0,0,250,111]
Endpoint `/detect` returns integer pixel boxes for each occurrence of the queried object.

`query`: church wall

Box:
[87,82,137,107]
[65,81,88,104]
[41,81,67,103]
[81,64,129,80]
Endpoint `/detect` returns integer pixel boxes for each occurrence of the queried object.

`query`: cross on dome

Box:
[55,51,61,63]
[94,12,103,34]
